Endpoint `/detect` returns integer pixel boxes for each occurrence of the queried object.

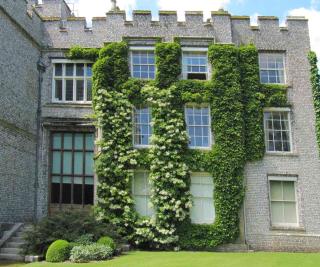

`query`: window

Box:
[259,53,285,84]
[131,50,155,79]
[269,178,298,226]
[190,173,215,224]
[132,171,154,217]
[264,110,292,152]
[185,105,211,148]
[53,62,93,102]
[133,106,152,147]
[182,51,208,80]
[51,132,94,206]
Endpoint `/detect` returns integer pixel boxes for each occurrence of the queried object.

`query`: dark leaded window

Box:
[51,132,94,205]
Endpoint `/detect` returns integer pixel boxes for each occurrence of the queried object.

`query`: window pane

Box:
[51,176,60,204]
[190,198,203,224]
[52,152,61,174]
[65,63,74,76]
[76,80,84,101]
[64,133,72,149]
[271,201,283,224]
[55,80,63,101]
[84,177,94,205]
[75,133,83,149]
[270,181,282,200]
[259,54,285,84]
[55,64,63,76]
[284,202,297,223]
[74,152,83,175]
[65,80,73,101]
[85,152,94,175]
[86,133,94,150]
[76,64,84,76]
[73,177,83,205]
[86,64,93,77]
[52,133,62,149]
[87,80,92,101]
[283,181,295,201]
[63,152,72,174]
[62,176,72,204]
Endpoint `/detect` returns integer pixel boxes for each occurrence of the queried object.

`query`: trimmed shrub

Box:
[69,244,113,263]
[45,240,70,263]
[97,236,116,250]
[22,210,122,255]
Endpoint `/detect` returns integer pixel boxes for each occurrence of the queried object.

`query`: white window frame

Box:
[181,47,209,80]
[268,175,299,227]
[132,170,154,217]
[132,106,152,148]
[190,172,215,224]
[52,59,93,104]
[259,52,286,84]
[264,107,293,154]
[129,47,156,80]
[185,104,212,150]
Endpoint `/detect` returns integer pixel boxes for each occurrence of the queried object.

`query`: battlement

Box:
[0,0,44,46]
[38,8,309,48]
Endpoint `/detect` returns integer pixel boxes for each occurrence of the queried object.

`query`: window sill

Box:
[265,152,299,157]
[134,145,152,149]
[270,225,305,232]
[189,146,212,151]
[46,103,92,108]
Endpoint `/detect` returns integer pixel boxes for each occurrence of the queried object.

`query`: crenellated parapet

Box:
[38,8,309,49]
[231,15,309,50]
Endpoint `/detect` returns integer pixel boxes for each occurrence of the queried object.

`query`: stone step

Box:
[1,247,21,254]
[5,242,24,248]
[0,253,24,261]
[11,237,23,243]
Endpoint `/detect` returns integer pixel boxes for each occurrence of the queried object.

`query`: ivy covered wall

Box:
[67,42,289,250]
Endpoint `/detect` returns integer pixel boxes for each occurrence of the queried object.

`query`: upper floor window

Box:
[132,171,154,217]
[130,49,155,80]
[185,105,211,148]
[182,50,208,80]
[269,177,298,226]
[259,53,285,84]
[190,173,215,224]
[133,106,152,147]
[264,109,292,152]
[52,62,93,103]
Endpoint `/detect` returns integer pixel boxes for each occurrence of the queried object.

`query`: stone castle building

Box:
[1,0,320,251]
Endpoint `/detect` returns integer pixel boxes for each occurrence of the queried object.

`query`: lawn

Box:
[1,251,320,267]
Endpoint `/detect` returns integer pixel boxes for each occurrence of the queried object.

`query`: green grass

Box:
[1,251,320,267]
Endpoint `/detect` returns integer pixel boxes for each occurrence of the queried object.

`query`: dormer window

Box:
[130,48,155,80]
[182,49,208,80]
[52,61,93,103]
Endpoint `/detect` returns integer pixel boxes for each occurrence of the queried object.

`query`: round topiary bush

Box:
[46,240,70,262]
[97,236,116,250]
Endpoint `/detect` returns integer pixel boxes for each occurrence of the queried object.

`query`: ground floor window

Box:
[190,173,215,224]
[50,132,94,205]
[269,176,298,226]
[132,171,154,217]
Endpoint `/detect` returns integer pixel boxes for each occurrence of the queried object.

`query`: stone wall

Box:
[0,0,42,222]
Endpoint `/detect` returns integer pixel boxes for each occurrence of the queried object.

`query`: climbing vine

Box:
[67,41,289,250]
[308,51,320,154]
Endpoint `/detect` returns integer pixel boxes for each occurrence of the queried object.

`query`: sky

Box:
[67,0,320,58]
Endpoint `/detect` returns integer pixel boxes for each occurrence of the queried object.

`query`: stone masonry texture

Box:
[0,0,320,251]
